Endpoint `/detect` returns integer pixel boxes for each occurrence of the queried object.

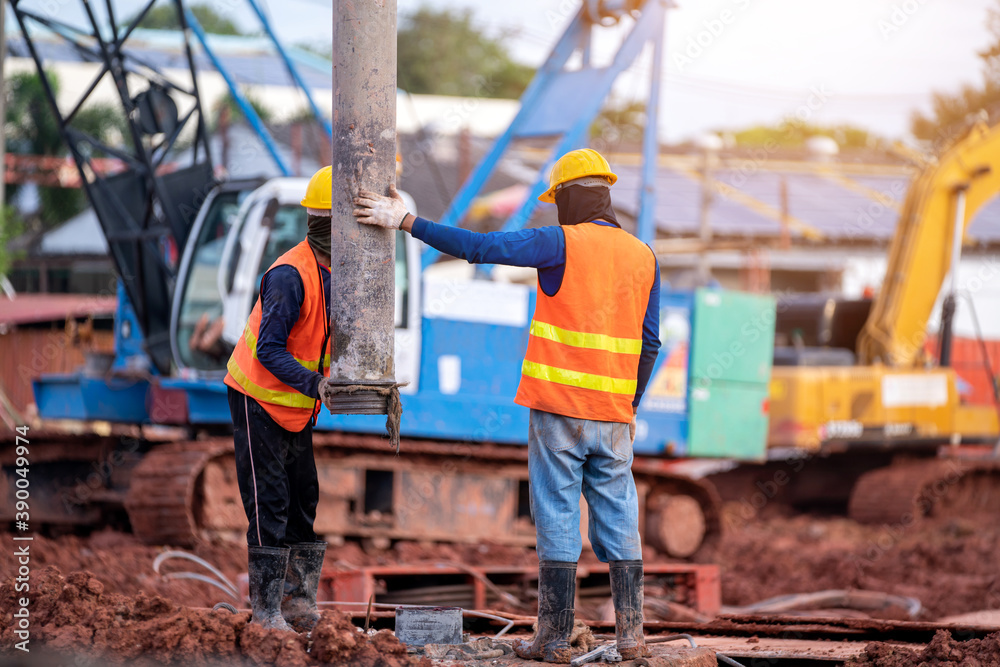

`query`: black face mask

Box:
[554,184,619,228]
[306,214,332,259]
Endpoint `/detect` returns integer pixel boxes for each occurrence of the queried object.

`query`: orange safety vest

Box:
[514,223,656,423]
[224,240,332,432]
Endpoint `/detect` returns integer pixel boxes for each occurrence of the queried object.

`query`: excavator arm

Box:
[858,122,1000,367]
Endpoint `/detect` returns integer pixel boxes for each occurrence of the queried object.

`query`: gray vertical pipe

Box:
[328,0,397,393]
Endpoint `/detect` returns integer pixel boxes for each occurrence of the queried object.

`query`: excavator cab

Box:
[772,295,873,367]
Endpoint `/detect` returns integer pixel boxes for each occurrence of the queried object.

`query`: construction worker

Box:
[353,148,660,663]
[223,166,335,632]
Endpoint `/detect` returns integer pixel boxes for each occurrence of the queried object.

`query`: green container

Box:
[688,288,775,385]
[687,381,771,459]
[687,288,775,461]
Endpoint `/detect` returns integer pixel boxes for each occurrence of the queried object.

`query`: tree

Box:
[727,121,882,150]
[910,1,1000,147]
[5,71,127,226]
[397,7,534,99]
[0,208,25,280]
[590,100,646,148]
[129,4,243,35]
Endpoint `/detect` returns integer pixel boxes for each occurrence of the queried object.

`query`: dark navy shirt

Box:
[411,218,661,407]
[256,263,331,399]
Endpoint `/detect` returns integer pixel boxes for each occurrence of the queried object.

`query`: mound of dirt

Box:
[847,629,1000,666]
[0,566,429,666]
[716,512,1000,620]
[6,508,1000,629]
[0,529,541,611]
[0,528,249,610]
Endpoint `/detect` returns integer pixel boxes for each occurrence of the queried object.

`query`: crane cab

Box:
[168,178,423,391]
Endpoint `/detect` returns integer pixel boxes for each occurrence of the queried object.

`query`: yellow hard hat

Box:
[301,166,332,209]
[538,148,617,203]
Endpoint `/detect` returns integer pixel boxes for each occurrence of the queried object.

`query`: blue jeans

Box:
[528,408,642,563]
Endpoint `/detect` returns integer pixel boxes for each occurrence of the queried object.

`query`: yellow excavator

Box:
[766,121,1000,524]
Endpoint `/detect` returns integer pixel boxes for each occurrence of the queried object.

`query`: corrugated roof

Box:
[611,161,1000,244]
[6,28,332,90]
[0,293,116,326]
[38,208,108,256]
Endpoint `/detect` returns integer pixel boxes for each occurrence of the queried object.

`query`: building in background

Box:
[6,24,1000,405]
[0,293,116,425]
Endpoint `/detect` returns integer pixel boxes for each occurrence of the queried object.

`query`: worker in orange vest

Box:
[354,148,660,663]
[224,166,335,632]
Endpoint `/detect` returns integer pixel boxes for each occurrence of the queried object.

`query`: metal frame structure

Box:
[423,0,672,269]
[184,0,333,177]
[8,0,334,371]
[9,0,215,374]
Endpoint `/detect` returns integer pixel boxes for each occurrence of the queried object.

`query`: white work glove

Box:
[317,376,332,401]
[629,413,637,444]
[353,184,409,229]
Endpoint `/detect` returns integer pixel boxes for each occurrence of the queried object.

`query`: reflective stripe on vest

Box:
[226,355,318,409]
[224,240,330,431]
[241,322,332,372]
[521,360,637,395]
[528,320,642,355]
[514,223,655,423]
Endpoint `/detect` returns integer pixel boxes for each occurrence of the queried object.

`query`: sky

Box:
[292,0,998,142]
[9,0,996,143]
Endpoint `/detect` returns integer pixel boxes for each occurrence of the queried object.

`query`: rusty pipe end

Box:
[320,380,396,415]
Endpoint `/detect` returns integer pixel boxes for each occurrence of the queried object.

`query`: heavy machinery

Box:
[753,121,1000,523]
[10,0,1000,559]
[6,0,776,560]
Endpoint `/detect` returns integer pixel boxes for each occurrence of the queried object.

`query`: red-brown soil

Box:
[0,528,539,610]
[0,566,430,666]
[848,630,1000,666]
[3,508,1000,662]
[717,508,1000,620]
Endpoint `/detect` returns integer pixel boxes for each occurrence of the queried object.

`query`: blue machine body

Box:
[32,283,152,423]
[33,282,769,460]
[30,0,773,463]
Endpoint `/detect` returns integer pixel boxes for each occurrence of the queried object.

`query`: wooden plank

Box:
[692,636,923,661]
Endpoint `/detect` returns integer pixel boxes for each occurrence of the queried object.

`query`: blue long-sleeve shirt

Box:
[256,263,331,399]
[412,217,661,407]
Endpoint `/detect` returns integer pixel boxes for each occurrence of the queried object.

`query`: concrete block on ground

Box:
[637,646,717,667]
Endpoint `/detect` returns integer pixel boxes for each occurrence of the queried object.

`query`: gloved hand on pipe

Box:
[353,185,410,229]
[317,377,333,401]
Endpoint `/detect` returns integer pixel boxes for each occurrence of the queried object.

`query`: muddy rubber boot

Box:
[513,561,576,664]
[282,541,327,632]
[609,559,650,660]
[247,545,293,631]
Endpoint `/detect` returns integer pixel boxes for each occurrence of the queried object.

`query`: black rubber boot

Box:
[513,561,576,664]
[609,560,650,659]
[247,545,293,631]
[282,541,327,632]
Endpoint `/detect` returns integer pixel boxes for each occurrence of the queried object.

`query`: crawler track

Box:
[848,457,1000,525]
[116,434,723,559]
[124,439,235,546]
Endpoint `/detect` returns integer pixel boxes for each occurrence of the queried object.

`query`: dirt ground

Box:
[0,566,430,666]
[2,507,1000,663]
[717,506,1000,620]
[847,630,1000,666]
